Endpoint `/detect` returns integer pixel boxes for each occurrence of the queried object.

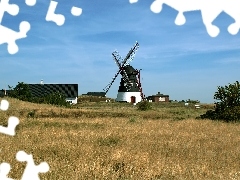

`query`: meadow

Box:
[1,97,240,179]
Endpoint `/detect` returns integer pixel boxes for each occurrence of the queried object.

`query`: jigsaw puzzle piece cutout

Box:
[0,0,19,23]
[0,162,14,180]
[16,151,50,180]
[71,6,82,16]
[129,0,138,4]
[46,0,65,26]
[0,116,19,136]
[0,21,30,54]
[0,100,9,111]
[175,12,186,25]
[150,0,225,37]
[25,0,37,6]
[223,0,240,35]
[0,0,35,54]
[201,7,222,37]
[150,0,164,13]
[150,0,202,25]
[228,22,239,35]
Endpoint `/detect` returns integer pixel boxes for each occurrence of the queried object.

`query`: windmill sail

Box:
[112,51,122,68]
[103,41,140,94]
[123,42,139,65]
[103,69,121,94]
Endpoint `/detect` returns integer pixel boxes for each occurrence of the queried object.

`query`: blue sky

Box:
[0,0,240,103]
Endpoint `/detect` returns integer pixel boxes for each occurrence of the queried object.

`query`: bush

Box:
[198,81,240,122]
[137,100,152,111]
[43,91,70,107]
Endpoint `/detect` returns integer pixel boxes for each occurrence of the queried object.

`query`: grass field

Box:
[1,97,240,179]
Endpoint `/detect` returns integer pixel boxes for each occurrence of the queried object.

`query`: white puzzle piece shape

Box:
[0,116,19,136]
[0,0,19,23]
[0,100,9,111]
[0,101,50,179]
[71,6,82,16]
[25,0,37,6]
[129,0,138,4]
[132,0,240,37]
[0,162,13,180]
[46,0,65,26]
[0,21,30,54]
[16,151,50,180]
[0,0,35,54]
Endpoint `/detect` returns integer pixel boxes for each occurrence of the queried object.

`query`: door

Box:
[131,96,136,103]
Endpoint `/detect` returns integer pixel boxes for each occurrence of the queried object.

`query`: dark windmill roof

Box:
[27,84,78,98]
[121,65,137,75]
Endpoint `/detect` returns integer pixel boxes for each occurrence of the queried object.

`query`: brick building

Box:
[147,92,170,102]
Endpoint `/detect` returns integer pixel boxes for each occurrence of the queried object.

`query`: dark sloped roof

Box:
[149,92,169,97]
[152,94,169,97]
[147,95,169,99]
[27,84,78,98]
[86,92,106,97]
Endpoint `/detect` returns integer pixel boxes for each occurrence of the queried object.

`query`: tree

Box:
[8,82,32,101]
[198,81,240,122]
[214,81,240,112]
[8,85,13,90]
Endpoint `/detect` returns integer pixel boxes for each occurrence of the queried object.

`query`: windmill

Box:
[103,42,144,104]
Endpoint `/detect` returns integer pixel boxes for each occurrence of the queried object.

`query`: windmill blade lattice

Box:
[103,42,139,94]
[103,69,121,93]
[112,51,131,87]
[122,42,139,66]
[103,52,130,93]
[112,51,122,68]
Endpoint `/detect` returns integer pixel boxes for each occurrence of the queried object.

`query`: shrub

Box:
[137,100,152,111]
[128,117,136,123]
[27,110,36,119]
[198,81,240,122]
[43,91,70,107]
[8,82,32,101]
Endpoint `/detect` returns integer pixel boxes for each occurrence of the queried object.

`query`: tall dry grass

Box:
[0,97,240,179]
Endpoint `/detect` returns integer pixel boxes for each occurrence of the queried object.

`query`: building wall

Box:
[147,96,169,102]
[66,97,78,104]
[28,84,78,104]
[155,96,169,102]
[116,92,142,103]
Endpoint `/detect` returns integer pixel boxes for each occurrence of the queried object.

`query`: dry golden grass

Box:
[1,97,240,179]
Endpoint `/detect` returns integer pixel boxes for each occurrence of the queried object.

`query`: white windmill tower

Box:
[103,42,144,104]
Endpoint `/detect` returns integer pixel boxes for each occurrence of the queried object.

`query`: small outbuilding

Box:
[147,92,170,102]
